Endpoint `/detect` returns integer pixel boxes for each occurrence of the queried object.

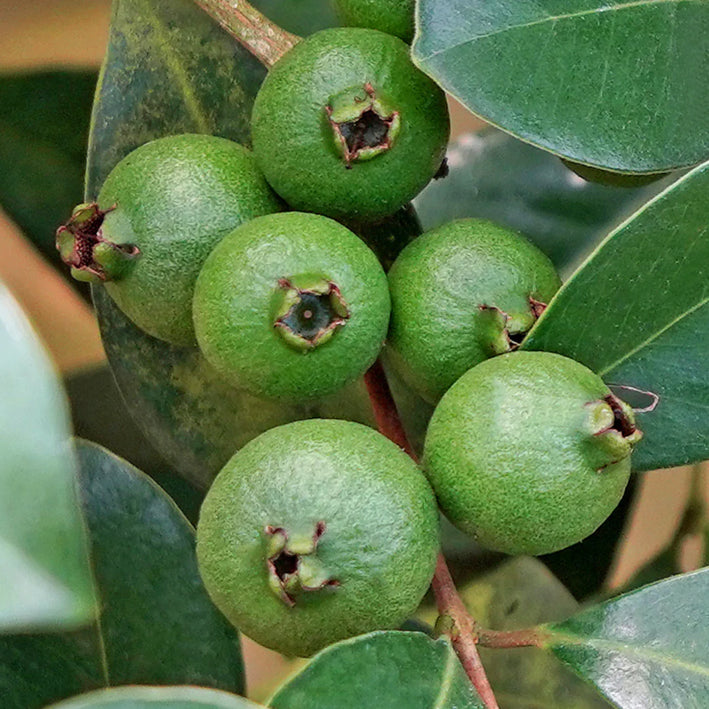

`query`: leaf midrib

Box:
[419,0,692,60]
[547,629,709,678]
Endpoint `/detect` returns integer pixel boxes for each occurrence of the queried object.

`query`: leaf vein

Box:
[420,0,695,61]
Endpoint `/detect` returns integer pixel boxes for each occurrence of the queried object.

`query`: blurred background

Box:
[1,0,706,699]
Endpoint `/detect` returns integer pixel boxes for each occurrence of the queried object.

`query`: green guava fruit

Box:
[423,351,642,556]
[334,0,416,43]
[251,28,450,222]
[56,134,282,345]
[192,212,390,401]
[196,419,440,657]
[561,159,669,188]
[386,218,561,403]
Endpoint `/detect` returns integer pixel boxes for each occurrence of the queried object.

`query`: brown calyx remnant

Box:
[602,394,638,438]
[265,521,340,607]
[273,277,350,351]
[55,203,139,282]
[326,83,401,168]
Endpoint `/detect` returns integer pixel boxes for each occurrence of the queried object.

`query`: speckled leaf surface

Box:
[413,0,709,172]
[92,288,374,488]
[456,558,613,708]
[524,160,709,471]
[47,686,262,709]
[0,440,243,709]
[414,130,677,273]
[269,631,485,708]
[86,0,264,198]
[0,284,95,633]
[541,568,709,708]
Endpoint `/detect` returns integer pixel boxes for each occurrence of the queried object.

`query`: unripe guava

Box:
[56,134,282,345]
[251,28,450,222]
[423,352,642,556]
[196,419,440,657]
[192,212,390,401]
[387,219,561,403]
[334,0,416,43]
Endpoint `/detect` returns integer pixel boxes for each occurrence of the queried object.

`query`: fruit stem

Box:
[430,555,501,709]
[193,0,300,68]
[363,360,500,709]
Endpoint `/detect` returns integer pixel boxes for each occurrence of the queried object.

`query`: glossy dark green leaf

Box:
[0,284,95,633]
[0,440,243,709]
[92,288,374,488]
[85,0,265,199]
[413,130,677,273]
[47,686,262,709]
[456,558,613,708]
[64,365,204,525]
[0,70,95,291]
[524,160,709,471]
[541,568,709,708]
[269,631,485,708]
[413,1,709,172]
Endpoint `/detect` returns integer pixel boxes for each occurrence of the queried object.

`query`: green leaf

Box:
[523,160,709,471]
[64,365,205,525]
[413,130,678,273]
[268,631,485,708]
[86,0,265,199]
[92,287,374,489]
[454,558,613,708]
[0,284,96,633]
[541,568,709,708]
[0,440,243,709]
[413,0,709,172]
[0,70,95,287]
[47,686,262,708]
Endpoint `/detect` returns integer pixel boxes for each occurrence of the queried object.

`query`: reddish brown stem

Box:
[363,360,417,459]
[363,360,500,709]
[193,0,300,68]
[431,554,501,708]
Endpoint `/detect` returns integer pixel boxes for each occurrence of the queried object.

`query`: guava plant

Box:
[1,0,707,708]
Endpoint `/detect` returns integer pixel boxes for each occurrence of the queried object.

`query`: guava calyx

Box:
[273,275,350,351]
[265,521,340,607]
[478,295,549,353]
[55,202,140,283]
[587,393,643,470]
[326,83,401,166]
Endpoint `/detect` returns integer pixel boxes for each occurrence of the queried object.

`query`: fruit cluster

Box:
[58,27,642,658]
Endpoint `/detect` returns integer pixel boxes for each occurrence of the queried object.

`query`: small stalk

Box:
[363,361,500,709]
[193,0,300,67]
[475,627,544,649]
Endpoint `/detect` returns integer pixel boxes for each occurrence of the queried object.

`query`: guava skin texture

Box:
[251,28,450,222]
[423,352,642,556]
[386,219,562,404]
[59,134,283,345]
[193,212,391,401]
[334,0,416,43]
[196,419,440,657]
